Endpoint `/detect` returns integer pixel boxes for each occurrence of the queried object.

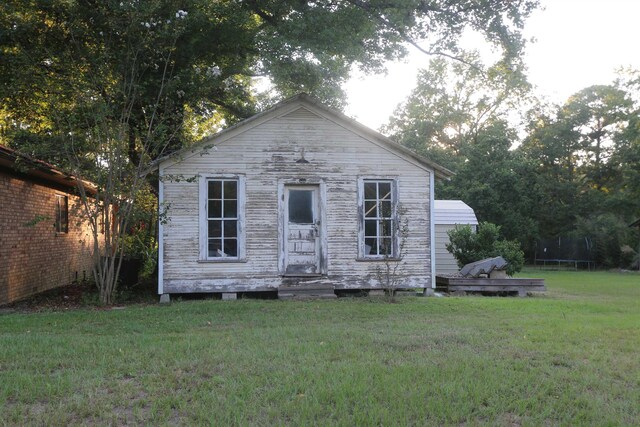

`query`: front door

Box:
[284,185,321,275]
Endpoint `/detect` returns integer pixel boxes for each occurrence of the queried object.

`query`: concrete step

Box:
[278,284,335,293]
[278,284,336,300]
[278,293,337,300]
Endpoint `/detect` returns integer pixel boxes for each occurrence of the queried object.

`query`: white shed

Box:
[434,200,479,274]
[156,94,453,299]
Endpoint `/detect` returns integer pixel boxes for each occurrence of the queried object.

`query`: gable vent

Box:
[280,107,321,121]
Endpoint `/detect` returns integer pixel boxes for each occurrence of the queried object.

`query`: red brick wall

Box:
[0,171,97,305]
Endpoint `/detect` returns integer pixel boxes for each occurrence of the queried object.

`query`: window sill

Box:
[197,258,247,263]
[356,257,402,262]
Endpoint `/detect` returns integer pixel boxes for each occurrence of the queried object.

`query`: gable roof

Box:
[155,93,454,180]
[0,144,97,195]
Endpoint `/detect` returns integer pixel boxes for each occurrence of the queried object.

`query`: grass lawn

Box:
[1,270,638,425]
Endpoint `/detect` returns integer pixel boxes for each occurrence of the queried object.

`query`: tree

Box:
[382,42,539,256]
[1,0,541,160]
[383,52,531,170]
[562,85,632,192]
[521,82,637,234]
[518,77,640,267]
[0,0,540,303]
[519,107,583,239]
[434,120,540,253]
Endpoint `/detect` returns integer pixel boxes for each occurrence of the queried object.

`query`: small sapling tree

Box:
[375,205,409,302]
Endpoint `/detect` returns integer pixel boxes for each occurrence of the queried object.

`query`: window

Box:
[288,189,314,224]
[359,179,397,258]
[55,195,68,233]
[200,176,245,260]
[99,205,106,235]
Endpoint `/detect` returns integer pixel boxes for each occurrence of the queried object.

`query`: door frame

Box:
[278,179,327,276]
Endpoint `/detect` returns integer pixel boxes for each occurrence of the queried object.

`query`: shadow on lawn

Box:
[2,279,158,313]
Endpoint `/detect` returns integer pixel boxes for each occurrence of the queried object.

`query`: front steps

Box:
[278,283,337,300]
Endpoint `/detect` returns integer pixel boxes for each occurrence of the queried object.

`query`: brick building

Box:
[0,145,98,305]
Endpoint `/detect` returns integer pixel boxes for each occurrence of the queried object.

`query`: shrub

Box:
[446,222,525,275]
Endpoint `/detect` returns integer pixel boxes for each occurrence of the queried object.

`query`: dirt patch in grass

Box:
[1,281,157,313]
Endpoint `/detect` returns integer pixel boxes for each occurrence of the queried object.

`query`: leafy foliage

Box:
[446,222,525,275]
[1,0,540,160]
[0,0,542,302]
[388,55,640,268]
[383,53,531,171]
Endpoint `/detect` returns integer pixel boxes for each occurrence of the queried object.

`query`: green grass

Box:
[1,270,638,425]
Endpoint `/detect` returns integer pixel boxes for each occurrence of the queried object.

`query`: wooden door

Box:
[284,185,320,275]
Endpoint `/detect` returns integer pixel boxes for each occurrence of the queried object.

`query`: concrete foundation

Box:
[222,292,238,301]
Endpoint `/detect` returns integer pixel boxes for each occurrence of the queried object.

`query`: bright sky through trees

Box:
[345,0,640,131]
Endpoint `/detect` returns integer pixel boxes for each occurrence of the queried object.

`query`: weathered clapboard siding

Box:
[160,98,440,293]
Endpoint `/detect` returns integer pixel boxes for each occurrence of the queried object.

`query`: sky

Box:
[344,0,640,131]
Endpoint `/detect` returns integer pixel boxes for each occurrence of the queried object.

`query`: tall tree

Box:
[1,0,540,161]
[440,120,539,248]
[383,52,531,170]
[520,78,639,266]
[0,0,540,303]
[519,107,583,238]
[562,85,632,192]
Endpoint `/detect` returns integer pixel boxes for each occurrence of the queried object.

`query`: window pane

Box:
[223,200,237,218]
[55,196,68,233]
[364,182,377,200]
[224,220,237,238]
[379,182,391,200]
[208,200,222,218]
[224,239,238,257]
[208,220,222,238]
[208,239,222,257]
[223,180,237,199]
[208,181,222,199]
[205,178,241,260]
[379,201,392,218]
[379,238,392,255]
[288,190,313,224]
[60,197,68,233]
[364,238,377,255]
[364,219,377,237]
[380,220,393,237]
[364,201,377,218]
[360,180,396,258]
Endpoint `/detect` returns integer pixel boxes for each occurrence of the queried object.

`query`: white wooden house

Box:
[434,200,479,274]
[156,94,452,299]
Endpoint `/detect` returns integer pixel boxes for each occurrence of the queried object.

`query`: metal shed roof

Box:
[434,200,479,225]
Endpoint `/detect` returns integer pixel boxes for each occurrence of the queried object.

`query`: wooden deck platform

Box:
[436,275,546,297]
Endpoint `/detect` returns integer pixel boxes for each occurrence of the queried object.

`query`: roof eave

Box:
[0,145,98,195]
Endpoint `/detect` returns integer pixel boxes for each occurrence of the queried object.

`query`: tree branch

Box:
[344,0,485,73]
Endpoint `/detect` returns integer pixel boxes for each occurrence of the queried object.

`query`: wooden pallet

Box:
[435,275,545,297]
